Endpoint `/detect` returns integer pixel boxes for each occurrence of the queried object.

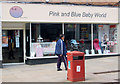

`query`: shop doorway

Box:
[2,30,24,63]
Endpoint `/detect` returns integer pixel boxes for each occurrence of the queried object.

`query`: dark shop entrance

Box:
[2,30,24,63]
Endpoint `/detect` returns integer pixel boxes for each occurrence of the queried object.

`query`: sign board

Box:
[2,3,118,24]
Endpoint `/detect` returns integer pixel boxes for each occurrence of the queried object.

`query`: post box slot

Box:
[73,56,83,60]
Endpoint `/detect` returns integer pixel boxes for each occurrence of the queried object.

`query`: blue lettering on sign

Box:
[68,61,71,69]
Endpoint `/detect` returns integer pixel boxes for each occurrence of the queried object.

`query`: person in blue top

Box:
[55,34,67,71]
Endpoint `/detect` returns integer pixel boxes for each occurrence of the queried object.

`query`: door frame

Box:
[2,28,26,64]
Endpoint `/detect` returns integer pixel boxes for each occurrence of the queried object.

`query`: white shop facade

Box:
[0,2,120,66]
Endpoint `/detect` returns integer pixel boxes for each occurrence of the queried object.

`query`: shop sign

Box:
[49,11,107,18]
[2,3,118,23]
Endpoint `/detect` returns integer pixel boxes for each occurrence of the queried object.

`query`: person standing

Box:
[55,34,67,71]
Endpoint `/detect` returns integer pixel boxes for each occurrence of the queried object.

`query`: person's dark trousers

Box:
[57,55,67,69]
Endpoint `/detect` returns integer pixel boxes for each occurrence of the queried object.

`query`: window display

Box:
[65,24,117,55]
[65,24,91,53]
[64,24,76,51]
[79,24,91,53]
[30,23,118,58]
[31,23,62,57]
[93,24,117,54]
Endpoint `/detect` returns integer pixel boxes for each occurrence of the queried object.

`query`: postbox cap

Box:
[67,51,84,56]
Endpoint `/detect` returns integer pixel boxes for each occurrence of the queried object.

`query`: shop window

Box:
[93,24,117,54]
[79,24,91,53]
[40,24,62,42]
[64,24,77,51]
[31,23,62,57]
[64,24,91,54]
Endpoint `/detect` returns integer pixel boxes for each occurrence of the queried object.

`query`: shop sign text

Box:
[49,11,107,18]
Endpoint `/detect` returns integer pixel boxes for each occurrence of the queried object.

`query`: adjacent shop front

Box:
[0,2,119,65]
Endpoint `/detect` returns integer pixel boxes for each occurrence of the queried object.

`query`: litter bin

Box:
[67,51,85,82]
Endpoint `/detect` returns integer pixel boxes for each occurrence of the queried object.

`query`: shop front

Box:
[0,2,119,65]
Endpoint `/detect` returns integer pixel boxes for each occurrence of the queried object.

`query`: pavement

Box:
[1,56,119,82]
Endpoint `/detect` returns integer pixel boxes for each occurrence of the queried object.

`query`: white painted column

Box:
[117,24,120,54]
[0,21,2,62]
[118,7,120,54]
[30,23,32,57]
[23,24,26,63]
[0,2,2,64]
[91,24,94,52]
[62,23,64,34]
[118,7,120,79]
[0,15,2,84]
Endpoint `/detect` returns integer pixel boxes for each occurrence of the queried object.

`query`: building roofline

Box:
[0,1,119,8]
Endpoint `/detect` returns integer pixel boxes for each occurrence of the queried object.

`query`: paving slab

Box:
[2,56,119,82]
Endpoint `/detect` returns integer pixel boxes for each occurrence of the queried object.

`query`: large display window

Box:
[93,24,117,54]
[31,23,62,57]
[64,24,117,55]
[79,24,91,53]
[64,24,91,53]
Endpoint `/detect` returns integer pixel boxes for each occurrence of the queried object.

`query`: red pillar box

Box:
[67,51,85,82]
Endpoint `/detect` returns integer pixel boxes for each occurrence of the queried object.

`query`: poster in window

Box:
[2,31,8,47]
[15,30,20,48]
